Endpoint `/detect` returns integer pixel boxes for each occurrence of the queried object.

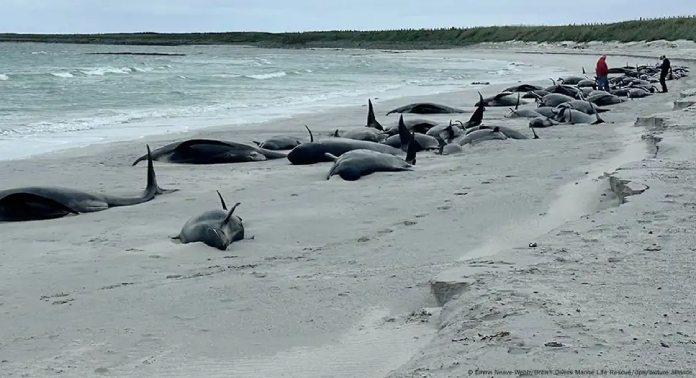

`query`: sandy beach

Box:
[0,49,693,377]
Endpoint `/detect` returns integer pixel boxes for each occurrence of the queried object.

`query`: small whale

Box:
[529,117,561,128]
[287,126,405,165]
[385,102,467,115]
[133,139,288,166]
[476,92,527,107]
[334,128,387,143]
[325,131,418,181]
[171,191,244,250]
[458,126,508,146]
[383,115,440,152]
[1,145,177,222]
[253,125,314,150]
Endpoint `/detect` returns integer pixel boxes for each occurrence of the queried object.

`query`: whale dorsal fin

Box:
[216,190,227,210]
[304,125,314,142]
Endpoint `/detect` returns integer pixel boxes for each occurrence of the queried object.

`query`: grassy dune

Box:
[1,16,695,49]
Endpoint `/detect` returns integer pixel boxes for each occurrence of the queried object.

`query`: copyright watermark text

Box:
[466,369,693,376]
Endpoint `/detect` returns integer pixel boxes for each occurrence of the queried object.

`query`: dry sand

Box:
[0,48,693,377]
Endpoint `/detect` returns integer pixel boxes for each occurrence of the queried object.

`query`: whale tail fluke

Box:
[397,115,411,152]
[366,99,383,130]
[325,153,340,180]
[586,101,605,125]
[435,138,446,155]
[515,93,521,110]
[405,130,419,165]
[222,202,241,226]
[216,190,228,210]
[144,144,178,197]
[132,153,147,167]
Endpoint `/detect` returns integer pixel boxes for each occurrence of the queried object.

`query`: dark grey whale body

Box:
[171,191,244,250]
[503,84,544,93]
[252,125,313,150]
[476,92,527,107]
[287,126,404,165]
[0,145,176,222]
[385,102,467,115]
[465,125,539,140]
[326,131,419,181]
[365,99,437,135]
[383,115,439,152]
[132,139,288,166]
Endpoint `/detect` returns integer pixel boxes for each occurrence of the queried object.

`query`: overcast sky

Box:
[2,0,694,34]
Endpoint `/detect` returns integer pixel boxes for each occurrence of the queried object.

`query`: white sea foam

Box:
[0,74,8,80]
[50,72,73,78]
[246,71,287,80]
[81,66,132,76]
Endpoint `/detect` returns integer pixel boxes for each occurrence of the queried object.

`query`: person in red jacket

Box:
[595,55,610,92]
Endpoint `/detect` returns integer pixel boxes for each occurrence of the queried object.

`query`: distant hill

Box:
[1,16,695,49]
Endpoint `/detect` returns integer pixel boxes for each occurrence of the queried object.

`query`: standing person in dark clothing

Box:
[595,55,610,92]
[658,55,671,93]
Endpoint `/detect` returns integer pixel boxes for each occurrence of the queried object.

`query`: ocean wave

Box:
[217,70,308,80]
[0,80,418,137]
[81,66,132,76]
[245,71,287,80]
[44,65,160,78]
[0,74,8,81]
[51,72,74,78]
[488,67,524,76]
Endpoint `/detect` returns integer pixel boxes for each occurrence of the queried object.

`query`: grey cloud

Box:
[2,0,694,33]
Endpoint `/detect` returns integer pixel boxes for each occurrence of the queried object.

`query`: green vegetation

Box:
[1,16,695,49]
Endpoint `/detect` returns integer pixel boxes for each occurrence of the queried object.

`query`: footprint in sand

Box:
[40,292,74,305]
[357,228,394,243]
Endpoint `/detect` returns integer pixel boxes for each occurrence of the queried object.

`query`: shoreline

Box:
[0,49,692,377]
[2,47,675,164]
[0,50,571,163]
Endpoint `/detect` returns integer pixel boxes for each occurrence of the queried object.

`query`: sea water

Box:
[0,42,569,160]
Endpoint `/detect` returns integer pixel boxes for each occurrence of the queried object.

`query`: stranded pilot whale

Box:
[252,125,313,150]
[326,130,419,181]
[0,145,176,222]
[385,102,467,115]
[171,191,244,250]
[287,126,405,165]
[383,115,439,152]
[132,139,288,166]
